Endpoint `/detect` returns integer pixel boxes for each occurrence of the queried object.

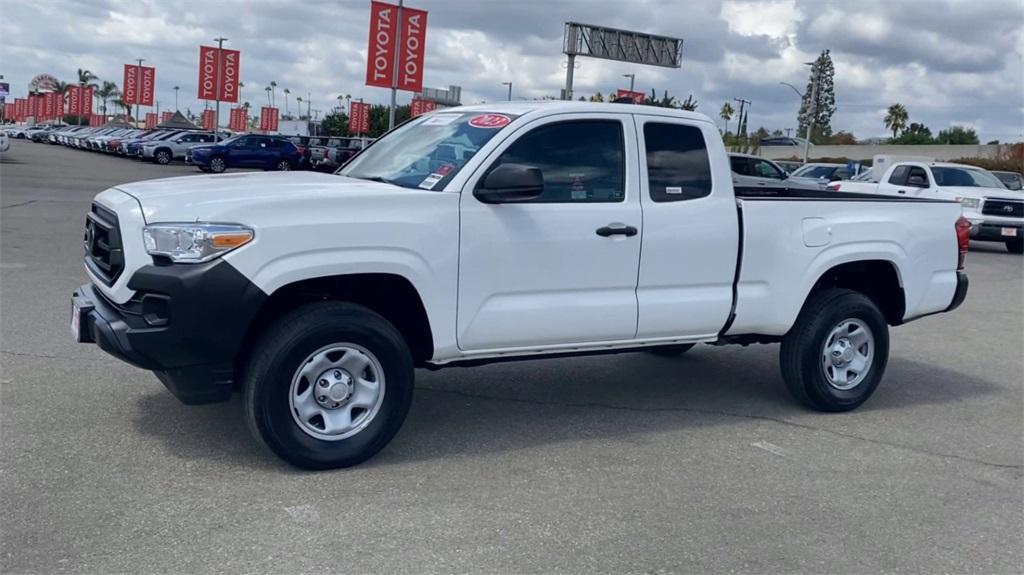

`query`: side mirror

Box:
[475,163,544,203]
[907,174,928,187]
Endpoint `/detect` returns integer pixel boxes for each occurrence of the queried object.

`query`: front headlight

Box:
[143,223,253,263]
[957,197,980,210]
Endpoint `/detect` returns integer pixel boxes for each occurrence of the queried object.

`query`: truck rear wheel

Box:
[1007,237,1023,254]
[243,302,414,469]
[780,289,889,412]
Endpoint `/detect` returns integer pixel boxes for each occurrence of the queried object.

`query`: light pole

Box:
[213,37,228,141]
[173,86,179,111]
[779,75,816,164]
[623,73,635,93]
[501,82,512,101]
[134,58,144,125]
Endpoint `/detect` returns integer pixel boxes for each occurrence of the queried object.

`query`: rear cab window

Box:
[643,122,712,202]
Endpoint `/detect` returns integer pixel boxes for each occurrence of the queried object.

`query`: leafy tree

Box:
[771,129,783,137]
[321,111,349,136]
[719,102,734,134]
[828,131,858,145]
[884,103,909,139]
[753,126,771,141]
[986,140,1000,145]
[588,92,604,102]
[368,104,411,137]
[890,122,932,144]
[679,94,698,111]
[935,125,979,145]
[797,49,836,143]
[76,68,98,87]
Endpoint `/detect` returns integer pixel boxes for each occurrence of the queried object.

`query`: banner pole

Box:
[135,58,144,127]
[214,37,227,141]
[388,0,404,131]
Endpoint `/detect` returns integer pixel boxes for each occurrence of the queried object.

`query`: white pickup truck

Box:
[829,160,1024,253]
[71,102,969,469]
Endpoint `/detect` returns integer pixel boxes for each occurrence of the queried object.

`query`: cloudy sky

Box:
[2,0,1022,141]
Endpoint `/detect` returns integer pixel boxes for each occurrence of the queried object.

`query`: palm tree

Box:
[114,97,131,118]
[269,81,277,107]
[295,96,303,118]
[720,102,735,135]
[76,68,98,87]
[238,81,245,103]
[96,81,120,115]
[283,88,291,116]
[884,104,909,139]
[265,86,272,106]
[680,94,698,111]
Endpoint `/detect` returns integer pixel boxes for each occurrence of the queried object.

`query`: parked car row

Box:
[3,123,373,174]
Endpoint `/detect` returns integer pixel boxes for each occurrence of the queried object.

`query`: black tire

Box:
[646,343,696,356]
[779,289,889,412]
[155,149,172,165]
[1007,237,1023,254]
[209,156,227,173]
[198,166,212,173]
[243,302,414,470]
[275,159,292,171]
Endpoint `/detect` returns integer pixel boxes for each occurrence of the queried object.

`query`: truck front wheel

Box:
[243,302,415,469]
[780,289,889,412]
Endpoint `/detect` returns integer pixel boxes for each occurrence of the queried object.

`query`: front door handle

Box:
[897,189,907,194]
[596,224,638,237]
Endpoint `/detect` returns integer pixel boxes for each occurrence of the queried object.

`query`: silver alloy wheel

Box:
[210,157,226,172]
[276,159,291,171]
[820,318,874,390]
[289,343,386,441]
[157,150,170,164]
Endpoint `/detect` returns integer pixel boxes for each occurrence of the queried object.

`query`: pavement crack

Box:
[0,349,107,363]
[0,200,38,209]
[418,385,1022,470]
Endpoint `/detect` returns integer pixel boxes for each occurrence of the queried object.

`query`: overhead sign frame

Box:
[561,22,683,100]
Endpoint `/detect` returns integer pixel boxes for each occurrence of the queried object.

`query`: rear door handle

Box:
[897,190,907,194]
[596,224,638,237]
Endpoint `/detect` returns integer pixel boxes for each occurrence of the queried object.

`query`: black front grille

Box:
[84,203,124,285]
[983,198,1023,218]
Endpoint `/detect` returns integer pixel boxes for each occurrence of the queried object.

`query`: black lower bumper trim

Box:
[73,259,266,405]
[946,271,969,312]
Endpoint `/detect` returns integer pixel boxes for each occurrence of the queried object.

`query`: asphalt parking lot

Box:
[1,139,1022,574]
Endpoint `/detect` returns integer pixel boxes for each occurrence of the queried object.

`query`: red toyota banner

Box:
[80,86,94,117]
[219,49,240,103]
[29,94,41,119]
[201,109,216,131]
[259,106,279,132]
[15,98,27,121]
[66,87,80,116]
[366,1,398,89]
[198,46,241,102]
[3,103,13,121]
[229,107,247,132]
[198,46,219,100]
[615,89,646,104]
[161,111,173,123]
[410,98,437,117]
[90,114,104,127]
[145,112,158,129]
[123,64,139,104]
[42,92,56,120]
[365,1,428,92]
[140,66,156,106]
[349,101,370,134]
[397,6,428,92]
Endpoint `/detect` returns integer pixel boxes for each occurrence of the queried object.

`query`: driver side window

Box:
[490,120,625,203]
[752,159,784,179]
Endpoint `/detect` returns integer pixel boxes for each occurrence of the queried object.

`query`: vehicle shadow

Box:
[131,345,1002,470]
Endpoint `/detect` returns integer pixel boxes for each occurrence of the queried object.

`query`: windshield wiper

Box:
[351,175,418,189]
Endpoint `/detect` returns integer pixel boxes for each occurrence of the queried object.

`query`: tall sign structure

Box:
[561,22,682,101]
[365,0,428,130]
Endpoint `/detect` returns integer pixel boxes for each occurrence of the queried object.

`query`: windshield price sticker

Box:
[421,114,461,126]
[468,114,512,129]
[419,173,446,190]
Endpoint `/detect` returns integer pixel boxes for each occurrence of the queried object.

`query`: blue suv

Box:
[187,135,303,173]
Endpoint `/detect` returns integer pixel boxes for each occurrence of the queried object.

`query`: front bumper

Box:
[969,221,1022,242]
[72,260,267,404]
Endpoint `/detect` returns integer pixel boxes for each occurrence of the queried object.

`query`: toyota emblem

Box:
[1004,205,1014,213]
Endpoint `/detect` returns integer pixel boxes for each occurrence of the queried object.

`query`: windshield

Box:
[932,167,1004,188]
[341,112,517,190]
[792,165,838,178]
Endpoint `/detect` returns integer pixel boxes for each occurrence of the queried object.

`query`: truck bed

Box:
[726,190,962,336]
